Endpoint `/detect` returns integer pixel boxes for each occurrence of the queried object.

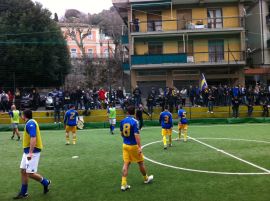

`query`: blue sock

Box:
[20,184,28,195]
[41,178,49,186]
[109,125,112,131]
[111,126,115,132]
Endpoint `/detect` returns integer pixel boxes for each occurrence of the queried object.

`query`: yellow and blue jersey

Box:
[120,116,139,145]
[178,109,188,124]
[64,109,79,126]
[9,110,20,123]
[23,119,43,154]
[159,111,173,129]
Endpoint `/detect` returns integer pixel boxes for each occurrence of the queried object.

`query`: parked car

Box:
[45,92,54,110]
[20,93,33,109]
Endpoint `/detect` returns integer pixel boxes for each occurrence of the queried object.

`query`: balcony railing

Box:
[131,51,245,66]
[70,53,112,59]
[130,16,244,33]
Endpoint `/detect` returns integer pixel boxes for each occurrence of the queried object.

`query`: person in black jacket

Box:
[136,104,150,130]
[232,97,241,118]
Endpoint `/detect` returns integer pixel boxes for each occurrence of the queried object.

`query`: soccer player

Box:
[13,110,51,199]
[178,106,188,142]
[120,105,153,191]
[9,105,21,140]
[159,105,173,149]
[107,102,116,134]
[64,104,79,145]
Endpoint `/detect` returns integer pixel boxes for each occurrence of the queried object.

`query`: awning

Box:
[245,68,270,75]
[131,1,171,9]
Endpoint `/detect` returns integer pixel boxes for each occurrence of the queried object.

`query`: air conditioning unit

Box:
[187,56,194,63]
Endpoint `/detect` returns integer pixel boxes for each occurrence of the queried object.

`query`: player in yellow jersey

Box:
[1,104,21,140]
[120,105,153,191]
[13,110,51,199]
[178,106,188,142]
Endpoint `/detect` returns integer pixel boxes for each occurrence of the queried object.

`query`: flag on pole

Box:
[200,73,208,91]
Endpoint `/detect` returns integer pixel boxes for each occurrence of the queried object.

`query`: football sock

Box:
[66,134,70,143]
[163,136,167,146]
[121,177,127,186]
[184,130,187,141]
[40,178,49,186]
[143,175,148,181]
[72,134,77,143]
[109,125,112,131]
[111,126,115,132]
[169,136,172,145]
[20,184,28,195]
[178,131,181,139]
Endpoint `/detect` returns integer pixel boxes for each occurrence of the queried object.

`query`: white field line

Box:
[172,130,270,173]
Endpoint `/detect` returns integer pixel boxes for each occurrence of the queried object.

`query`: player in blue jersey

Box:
[178,106,188,142]
[13,110,51,199]
[64,104,79,145]
[120,105,153,191]
[159,105,173,149]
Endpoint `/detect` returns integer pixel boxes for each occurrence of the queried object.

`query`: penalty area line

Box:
[172,130,270,174]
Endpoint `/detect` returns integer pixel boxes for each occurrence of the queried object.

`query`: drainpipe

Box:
[260,0,265,65]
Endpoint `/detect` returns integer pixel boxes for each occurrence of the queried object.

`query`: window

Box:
[148,42,163,55]
[87,32,92,40]
[208,40,224,62]
[88,49,93,58]
[207,8,223,28]
[104,49,109,58]
[147,11,162,32]
[70,48,77,58]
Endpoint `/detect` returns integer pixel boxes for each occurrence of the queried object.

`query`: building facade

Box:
[59,23,115,59]
[113,0,248,92]
[245,0,270,85]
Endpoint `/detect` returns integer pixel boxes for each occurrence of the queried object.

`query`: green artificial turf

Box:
[0,124,270,201]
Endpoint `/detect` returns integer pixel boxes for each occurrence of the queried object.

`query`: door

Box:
[177,9,192,30]
[208,40,224,62]
[207,9,223,28]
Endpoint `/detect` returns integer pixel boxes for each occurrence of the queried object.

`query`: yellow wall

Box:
[134,11,147,32]
[134,42,148,55]
[224,38,241,61]
[192,8,208,26]
[193,39,208,63]
[162,9,177,31]
[163,41,178,54]
[223,6,240,28]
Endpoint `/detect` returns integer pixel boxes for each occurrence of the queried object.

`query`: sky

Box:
[34,0,113,17]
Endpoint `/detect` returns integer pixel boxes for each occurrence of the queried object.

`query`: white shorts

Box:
[109,118,116,125]
[20,152,40,173]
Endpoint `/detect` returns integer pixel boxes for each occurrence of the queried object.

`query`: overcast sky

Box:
[34,0,113,17]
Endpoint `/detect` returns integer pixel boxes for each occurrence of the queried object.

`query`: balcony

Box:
[131,51,245,68]
[122,62,130,71]
[121,35,129,44]
[130,16,244,36]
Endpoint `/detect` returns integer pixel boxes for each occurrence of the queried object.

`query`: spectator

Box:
[180,88,187,106]
[98,87,106,109]
[31,88,39,111]
[53,94,62,123]
[146,93,155,115]
[75,86,83,110]
[136,104,150,130]
[0,91,9,112]
[14,88,21,109]
[232,97,240,118]
[133,85,142,107]
[188,85,195,106]
[133,18,140,32]
[262,100,269,117]
[207,93,214,114]
[7,91,14,108]
[116,87,125,110]
[63,91,71,111]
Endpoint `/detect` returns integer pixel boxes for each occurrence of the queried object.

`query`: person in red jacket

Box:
[98,88,106,109]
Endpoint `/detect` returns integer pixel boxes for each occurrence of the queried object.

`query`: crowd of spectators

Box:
[1,83,269,119]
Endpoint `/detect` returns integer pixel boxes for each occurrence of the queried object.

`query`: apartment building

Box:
[113,0,248,92]
[59,23,115,59]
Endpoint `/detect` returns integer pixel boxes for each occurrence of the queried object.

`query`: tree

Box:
[0,0,71,88]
